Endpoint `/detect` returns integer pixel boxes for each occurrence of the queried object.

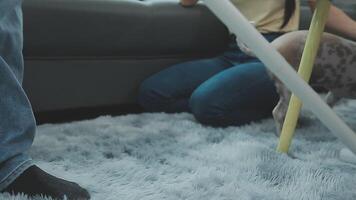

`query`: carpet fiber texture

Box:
[2,101,356,200]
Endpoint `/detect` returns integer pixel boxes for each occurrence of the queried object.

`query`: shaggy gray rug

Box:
[2,101,356,200]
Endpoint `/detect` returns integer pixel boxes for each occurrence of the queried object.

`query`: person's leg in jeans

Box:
[138,57,234,113]
[138,33,280,116]
[187,34,281,126]
[189,62,279,127]
[0,1,89,199]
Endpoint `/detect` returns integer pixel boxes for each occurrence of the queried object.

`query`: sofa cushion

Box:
[23,0,228,58]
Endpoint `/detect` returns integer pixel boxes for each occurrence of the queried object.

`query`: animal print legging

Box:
[270,30,356,134]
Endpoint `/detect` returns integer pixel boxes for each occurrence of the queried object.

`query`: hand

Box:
[180,0,198,7]
[236,21,257,57]
[236,39,256,57]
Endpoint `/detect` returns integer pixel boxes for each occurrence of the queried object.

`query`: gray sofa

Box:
[22,0,356,122]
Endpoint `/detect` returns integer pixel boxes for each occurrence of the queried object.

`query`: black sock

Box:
[2,165,90,200]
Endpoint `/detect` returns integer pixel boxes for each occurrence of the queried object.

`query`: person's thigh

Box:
[190,62,279,126]
[138,57,233,112]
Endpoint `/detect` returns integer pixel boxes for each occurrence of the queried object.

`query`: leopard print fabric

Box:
[269,31,356,135]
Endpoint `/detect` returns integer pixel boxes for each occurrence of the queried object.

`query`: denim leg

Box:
[0,0,35,191]
[190,62,279,127]
[138,33,282,114]
[138,57,233,113]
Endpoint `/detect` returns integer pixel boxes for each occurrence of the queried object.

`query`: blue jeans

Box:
[0,0,35,191]
[139,34,280,127]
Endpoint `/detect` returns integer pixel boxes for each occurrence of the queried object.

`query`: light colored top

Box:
[230,0,300,33]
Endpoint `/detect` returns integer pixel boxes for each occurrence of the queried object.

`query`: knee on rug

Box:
[189,89,235,127]
[138,78,171,112]
[189,90,246,127]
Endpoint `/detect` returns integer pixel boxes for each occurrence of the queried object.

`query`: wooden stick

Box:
[277,0,331,153]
